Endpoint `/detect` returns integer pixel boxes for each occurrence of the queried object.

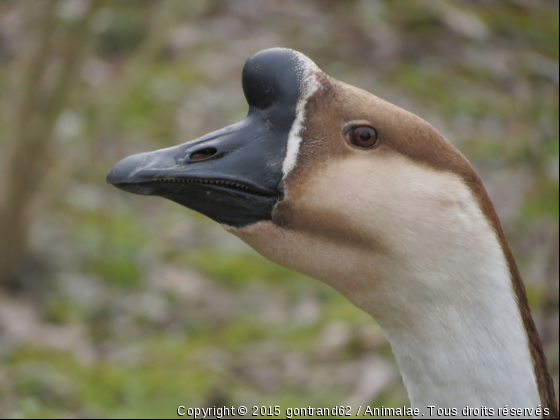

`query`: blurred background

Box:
[0,0,558,418]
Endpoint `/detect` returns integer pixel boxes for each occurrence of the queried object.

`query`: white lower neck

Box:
[366,256,541,418]
[383,310,539,418]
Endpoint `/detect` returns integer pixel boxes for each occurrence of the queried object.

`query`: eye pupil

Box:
[348,126,378,149]
[360,130,371,141]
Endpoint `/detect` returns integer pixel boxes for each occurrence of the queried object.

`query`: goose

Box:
[107,48,558,418]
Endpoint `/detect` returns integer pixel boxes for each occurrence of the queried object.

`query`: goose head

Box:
[106,48,477,296]
[107,47,486,315]
[107,48,557,416]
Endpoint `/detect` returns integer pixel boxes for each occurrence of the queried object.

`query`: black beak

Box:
[107,48,303,227]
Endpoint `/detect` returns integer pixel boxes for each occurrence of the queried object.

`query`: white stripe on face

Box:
[282,50,323,178]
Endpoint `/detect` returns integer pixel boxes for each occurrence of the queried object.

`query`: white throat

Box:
[229,156,542,418]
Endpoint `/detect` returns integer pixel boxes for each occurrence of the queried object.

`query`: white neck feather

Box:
[377,249,540,418]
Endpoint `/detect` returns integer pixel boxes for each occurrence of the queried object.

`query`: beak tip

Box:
[106,170,116,185]
[106,165,124,186]
[106,153,147,186]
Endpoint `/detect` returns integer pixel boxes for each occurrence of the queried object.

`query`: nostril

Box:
[189,147,218,162]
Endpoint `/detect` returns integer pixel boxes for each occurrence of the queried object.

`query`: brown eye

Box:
[348,126,378,149]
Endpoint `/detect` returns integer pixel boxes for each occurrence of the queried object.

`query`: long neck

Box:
[229,162,555,417]
[234,217,546,417]
[368,238,542,417]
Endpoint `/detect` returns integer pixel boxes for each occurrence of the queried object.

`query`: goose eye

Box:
[348,126,378,149]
